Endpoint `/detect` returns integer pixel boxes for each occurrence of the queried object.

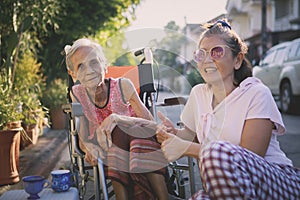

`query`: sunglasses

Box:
[193,45,231,63]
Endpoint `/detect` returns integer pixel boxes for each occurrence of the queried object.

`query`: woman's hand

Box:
[156,126,191,162]
[83,143,106,164]
[96,114,119,150]
[157,111,177,135]
[156,124,168,143]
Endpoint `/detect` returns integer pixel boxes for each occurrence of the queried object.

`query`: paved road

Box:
[278,113,300,168]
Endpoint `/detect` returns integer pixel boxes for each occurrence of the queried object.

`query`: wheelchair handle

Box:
[134,47,153,65]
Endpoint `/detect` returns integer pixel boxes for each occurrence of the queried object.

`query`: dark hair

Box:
[199,19,252,86]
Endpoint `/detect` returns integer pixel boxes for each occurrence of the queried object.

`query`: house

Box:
[182,0,300,67]
[226,0,300,64]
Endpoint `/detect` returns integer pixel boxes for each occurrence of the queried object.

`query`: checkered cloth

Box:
[190,141,300,200]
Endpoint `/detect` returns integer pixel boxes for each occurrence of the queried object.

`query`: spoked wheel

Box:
[280,81,294,113]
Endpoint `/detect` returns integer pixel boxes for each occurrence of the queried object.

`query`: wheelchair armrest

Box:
[164,96,187,105]
[156,96,188,107]
[155,96,188,127]
[72,134,86,157]
[62,103,86,158]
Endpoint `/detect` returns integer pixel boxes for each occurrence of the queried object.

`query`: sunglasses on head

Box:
[193,45,231,63]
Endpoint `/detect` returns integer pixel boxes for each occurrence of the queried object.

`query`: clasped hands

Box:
[96,113,157,151]
[156,111,191,162]
[95,112,191,162]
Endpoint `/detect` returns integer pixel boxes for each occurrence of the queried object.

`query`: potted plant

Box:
[13,50,48,148]
[20,95,46,149]
[41,78,68,130]
[0,70,23,185]
[0,16,36,185]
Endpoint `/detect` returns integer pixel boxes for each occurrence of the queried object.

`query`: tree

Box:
[0,0,142,126]
[102,32,139,67]
[0,0,141,83]
[153,21,185,71]
[0,0,61,68]
[37,0,141,83]
[150,21,187,92]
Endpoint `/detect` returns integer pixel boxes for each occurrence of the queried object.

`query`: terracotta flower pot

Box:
[0,129,21,185]
[6,120,22,130]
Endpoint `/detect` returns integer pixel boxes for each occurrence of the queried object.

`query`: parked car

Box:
[253,38,300,113]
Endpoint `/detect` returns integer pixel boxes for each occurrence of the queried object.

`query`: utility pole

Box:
[261,0,267,56]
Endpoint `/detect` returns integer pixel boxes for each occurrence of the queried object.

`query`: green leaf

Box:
[20,16,33,32]
[6,31,18,58]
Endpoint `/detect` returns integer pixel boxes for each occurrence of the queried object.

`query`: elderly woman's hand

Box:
[96,113,120,150]
[83,143,106,165]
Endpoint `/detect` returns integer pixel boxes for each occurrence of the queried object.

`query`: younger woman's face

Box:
[196,36,237,86]
[69,46,105,88]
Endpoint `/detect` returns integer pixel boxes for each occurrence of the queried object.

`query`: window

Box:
[287,41,300,60]
[295,42,300,58]
[260,49,276,66]
[287,43,299,60]
[273,48,286,64]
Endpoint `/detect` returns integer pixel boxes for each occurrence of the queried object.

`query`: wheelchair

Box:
[62,48,198,199]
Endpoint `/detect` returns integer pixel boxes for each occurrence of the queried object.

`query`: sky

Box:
[128,0,228,30]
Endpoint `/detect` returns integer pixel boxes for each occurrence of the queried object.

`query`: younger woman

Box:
[156,19,300,199]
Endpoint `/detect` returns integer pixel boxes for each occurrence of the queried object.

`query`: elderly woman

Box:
[64,38,169,200]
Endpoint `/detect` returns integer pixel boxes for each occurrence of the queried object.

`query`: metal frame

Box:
[154,96,196,198]
[62,103,111,200]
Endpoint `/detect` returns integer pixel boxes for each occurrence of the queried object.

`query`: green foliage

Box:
[0,10,33,70]
[0,50,47,128]
[14,51,47,125]
[0,70,23,129]
[0,0,141,83]
[103,32,138,66]
[14,51,44,92]
[151,21,186,79]
[0,0,142,128]
[41,79,68,109]
[36,0,141,83]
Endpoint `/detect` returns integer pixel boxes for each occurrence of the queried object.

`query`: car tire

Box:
[280,81,294,113]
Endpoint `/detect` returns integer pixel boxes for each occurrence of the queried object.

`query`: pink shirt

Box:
[72,78,136,140]
[181,77,292,166]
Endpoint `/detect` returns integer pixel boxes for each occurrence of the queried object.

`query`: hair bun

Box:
[64,45,71,54]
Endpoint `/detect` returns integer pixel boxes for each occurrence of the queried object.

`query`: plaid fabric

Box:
[191,141,300,200]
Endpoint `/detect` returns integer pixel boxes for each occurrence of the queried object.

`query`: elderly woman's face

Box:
[196,36,237,86]
[70,46,105,88]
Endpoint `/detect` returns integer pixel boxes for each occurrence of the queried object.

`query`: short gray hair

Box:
[64,38,107,71]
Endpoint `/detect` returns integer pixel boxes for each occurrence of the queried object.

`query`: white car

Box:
[253,38,300,113]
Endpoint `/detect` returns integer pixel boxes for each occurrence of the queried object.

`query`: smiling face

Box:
[197,36,240,88]
[69,46,106,89]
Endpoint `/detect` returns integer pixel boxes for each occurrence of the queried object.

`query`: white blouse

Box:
[181,77,292,166]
